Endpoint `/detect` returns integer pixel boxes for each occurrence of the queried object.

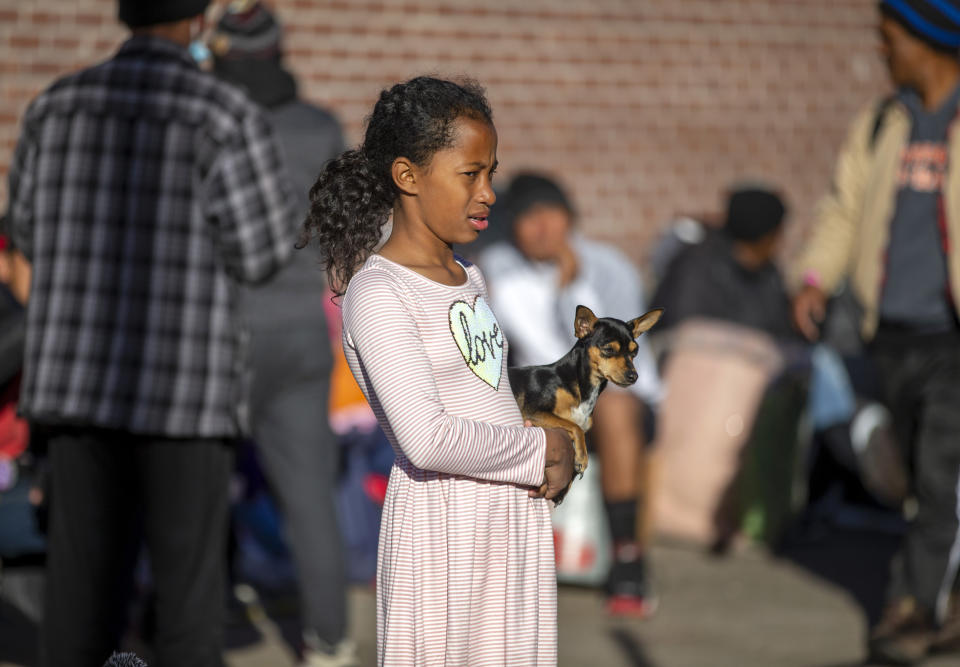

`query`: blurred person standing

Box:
[0,214,29,309]
[0,212,29,419]
[0,212,44,565]
[478,173,662,617]
[6,1,297,665]
[209,3,356,665]
[792,1,960,663]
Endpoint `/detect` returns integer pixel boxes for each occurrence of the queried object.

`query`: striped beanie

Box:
[879,0,960,51]
[210,1,283,62]
[210,1,297,108]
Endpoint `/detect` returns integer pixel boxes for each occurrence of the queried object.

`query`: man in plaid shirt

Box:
[6,1,298,665]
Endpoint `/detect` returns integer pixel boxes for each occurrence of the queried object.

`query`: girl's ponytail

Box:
[301,148,393,296]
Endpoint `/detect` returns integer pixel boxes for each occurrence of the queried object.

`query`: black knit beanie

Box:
[723,187,787,242]
[501,173,575,227]
[879,0,960,52]
[118,0,210,28]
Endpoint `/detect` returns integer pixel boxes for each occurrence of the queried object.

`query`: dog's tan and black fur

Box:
[508,305,663,500]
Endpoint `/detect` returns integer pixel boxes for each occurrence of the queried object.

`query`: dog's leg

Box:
[524,412,588,503]
[526,412,587,474]
[571,425,588,476]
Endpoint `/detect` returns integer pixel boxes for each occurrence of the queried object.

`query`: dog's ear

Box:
[628,308,664,338]
[574,305,598,339]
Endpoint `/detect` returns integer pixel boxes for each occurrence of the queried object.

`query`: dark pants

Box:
[247,327,346,645]
[872,328,960,621]
[40,428,233,667]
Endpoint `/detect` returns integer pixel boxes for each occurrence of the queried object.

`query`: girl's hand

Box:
[525,421,574,499]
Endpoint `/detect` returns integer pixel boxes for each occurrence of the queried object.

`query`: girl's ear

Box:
[392,157,418,196]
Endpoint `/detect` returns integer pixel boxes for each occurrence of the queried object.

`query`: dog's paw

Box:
[553,486,571,505]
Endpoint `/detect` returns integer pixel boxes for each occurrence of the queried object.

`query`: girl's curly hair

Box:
[299,76,492,296]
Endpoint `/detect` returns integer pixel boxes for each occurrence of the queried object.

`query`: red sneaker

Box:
[604,551,658,619]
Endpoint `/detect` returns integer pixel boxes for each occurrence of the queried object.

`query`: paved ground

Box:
[4,527,959,667]
[223,535,958,667]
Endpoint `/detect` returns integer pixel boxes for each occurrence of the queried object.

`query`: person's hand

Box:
[526,423,575,499]
[554,242,579,288]
[792,285,827,341]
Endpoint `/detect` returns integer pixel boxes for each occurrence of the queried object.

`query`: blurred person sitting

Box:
[6,0,298,665]
[478,172,662,618]
[652,190,905,526]
[791,1,960,662]
[208,3,356,664]
[654,188,882,546]
[646,187,810,549]
[651,186,798,343]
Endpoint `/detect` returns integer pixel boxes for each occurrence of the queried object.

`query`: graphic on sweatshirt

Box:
[448,295,504,390]
[898,141,947,192]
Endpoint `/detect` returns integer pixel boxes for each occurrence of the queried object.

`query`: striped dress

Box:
[341,254,557,666]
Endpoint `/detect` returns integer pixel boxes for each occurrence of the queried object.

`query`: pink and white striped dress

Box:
[342,254,557,666]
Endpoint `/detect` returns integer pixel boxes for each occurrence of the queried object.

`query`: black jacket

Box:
[651,231,798,342]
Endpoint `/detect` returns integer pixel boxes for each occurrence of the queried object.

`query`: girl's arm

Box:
[343,270,546,488]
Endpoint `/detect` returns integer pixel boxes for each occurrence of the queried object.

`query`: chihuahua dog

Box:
[508,305,663,500]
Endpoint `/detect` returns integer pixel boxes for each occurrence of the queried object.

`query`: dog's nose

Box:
[625,369,638,383]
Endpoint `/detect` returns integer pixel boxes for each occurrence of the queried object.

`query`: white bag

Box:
[551,459,612,587]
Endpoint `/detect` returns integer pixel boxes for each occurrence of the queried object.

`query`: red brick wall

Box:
[0,0,888,271]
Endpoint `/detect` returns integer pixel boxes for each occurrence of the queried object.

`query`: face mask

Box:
[189,39,212,65]
[188,17,212,66]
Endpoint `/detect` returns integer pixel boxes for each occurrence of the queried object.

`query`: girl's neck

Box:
[378,210,465,286]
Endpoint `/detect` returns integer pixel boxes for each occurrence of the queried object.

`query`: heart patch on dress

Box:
[448,295,505,390]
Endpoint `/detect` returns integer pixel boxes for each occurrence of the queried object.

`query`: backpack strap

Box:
[870,95,897,151]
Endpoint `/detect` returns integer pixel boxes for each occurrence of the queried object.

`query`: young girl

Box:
[302,76,574,665]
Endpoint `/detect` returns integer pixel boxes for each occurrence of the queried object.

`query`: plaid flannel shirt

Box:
[7,36,298,438]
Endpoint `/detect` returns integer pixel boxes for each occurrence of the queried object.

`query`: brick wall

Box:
[0,0,888,273]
